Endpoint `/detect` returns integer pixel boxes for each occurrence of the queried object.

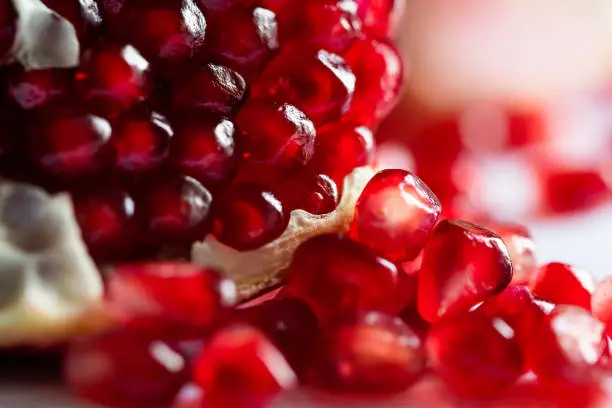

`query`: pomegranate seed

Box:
[284,234,402,323]
[480,285,548,346]
[351,169,441,262]
[355,0,403,37]
[499,378,606,408]
[27,111,113,181]
[310,121,375,186]
[232,297,319,374]
[7,66,73,110]
[106,262,237,338]
[539,167,609,214]
[169,115,239,189]
[529,262,595,310]
[487,222,538,285]
[212,182,287,250]
[278,0,361,53]
[251,45,356,125]
[393,263,420,312]
[109,0,206,63]
[76,43,151,119]
[309,311,426,393]
[278,172,338,215]
[65,330,189,408]
[237,100,316,171]
[344,37,403,127]
[418,220,513,323]
[527,305,607,385]
[113,110,172,174]
[205,6,279,78]
[72,186,140,262]
[591,277,612,336]
[135,175,213,248]
[0,0,16,58]
[426,310,524,397]
[169,63,246,114]
[193,325,297,407]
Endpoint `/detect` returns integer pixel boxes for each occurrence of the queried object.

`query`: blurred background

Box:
[376,0,612,279]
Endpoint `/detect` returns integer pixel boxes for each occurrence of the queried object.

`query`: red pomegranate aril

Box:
[279,172,338,215]
[251,46,356,125]
[212,182,286,251]
[487,222,538,285]
[193,325,297,408]
[278,0,361,53]
[344,37,403,127]
[76,43,151,119]
[351,169,441,262]
[355,0,404,37]
[65,330,189,408]
[135,175,212,248]
[284,234,402,323]
[393,263,420,312]
[109,0,206,63]
[72,187,140,262]
[592,277,612,336]
[426,310,524,397]
[310,121,375,185]
[237,100,316,171]
[27,111,113,180]
[310,311,426,394]
[169,115,239,189]
[418,220,513,323]
[205,7,279,78]
[113,110,172,174]
[7,66,73,110]
[480,285,548,346]
[539,167,609,214]
[0,0,16,59]
[232,297,319,374]
[529,262,595,310]
[169,63,246,114]
[106,262,237,338]
[527,305,607,385]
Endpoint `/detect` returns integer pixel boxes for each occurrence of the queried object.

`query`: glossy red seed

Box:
[169,115,239,188]
[0,0,16,58]
[310,311,426,393]
[284,234,402,323]
[310,121,375,186]
[135,175,212,248]
[426,310,524,397]
[540,168,609,214]
[65,330,189,408]
[486,222,537,285]
[113,110,172,174]
[278,0,361,53]
[212,183,286,251]
[352,169,441,262]
[344,37,403,127]
[72,187,139,262]
[529,263,595,310]
[355,0,404,36]
[110,0,206,63]
[251,46,355,125]
[418,220,513,323]
[591,277,612,336]
[480,285,548,346]
[106,262,237,338]
[279,172,338,215]
[193,325,297,408]
[28,112,113,180]
[76,43,151,118]
[7,66,72,110]
[527,305,607,385]
[206,7,279,78]
[169,63,246,115]
[237,100,316,171]
[232,297,319,374]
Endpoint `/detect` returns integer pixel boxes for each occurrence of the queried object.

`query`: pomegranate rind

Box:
[192,166,376,299]
[0,181,104,347]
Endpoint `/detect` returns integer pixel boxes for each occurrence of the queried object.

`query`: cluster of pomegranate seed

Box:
[376,97,612,219]
[0,0,403,264]
[61,166,612,407]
